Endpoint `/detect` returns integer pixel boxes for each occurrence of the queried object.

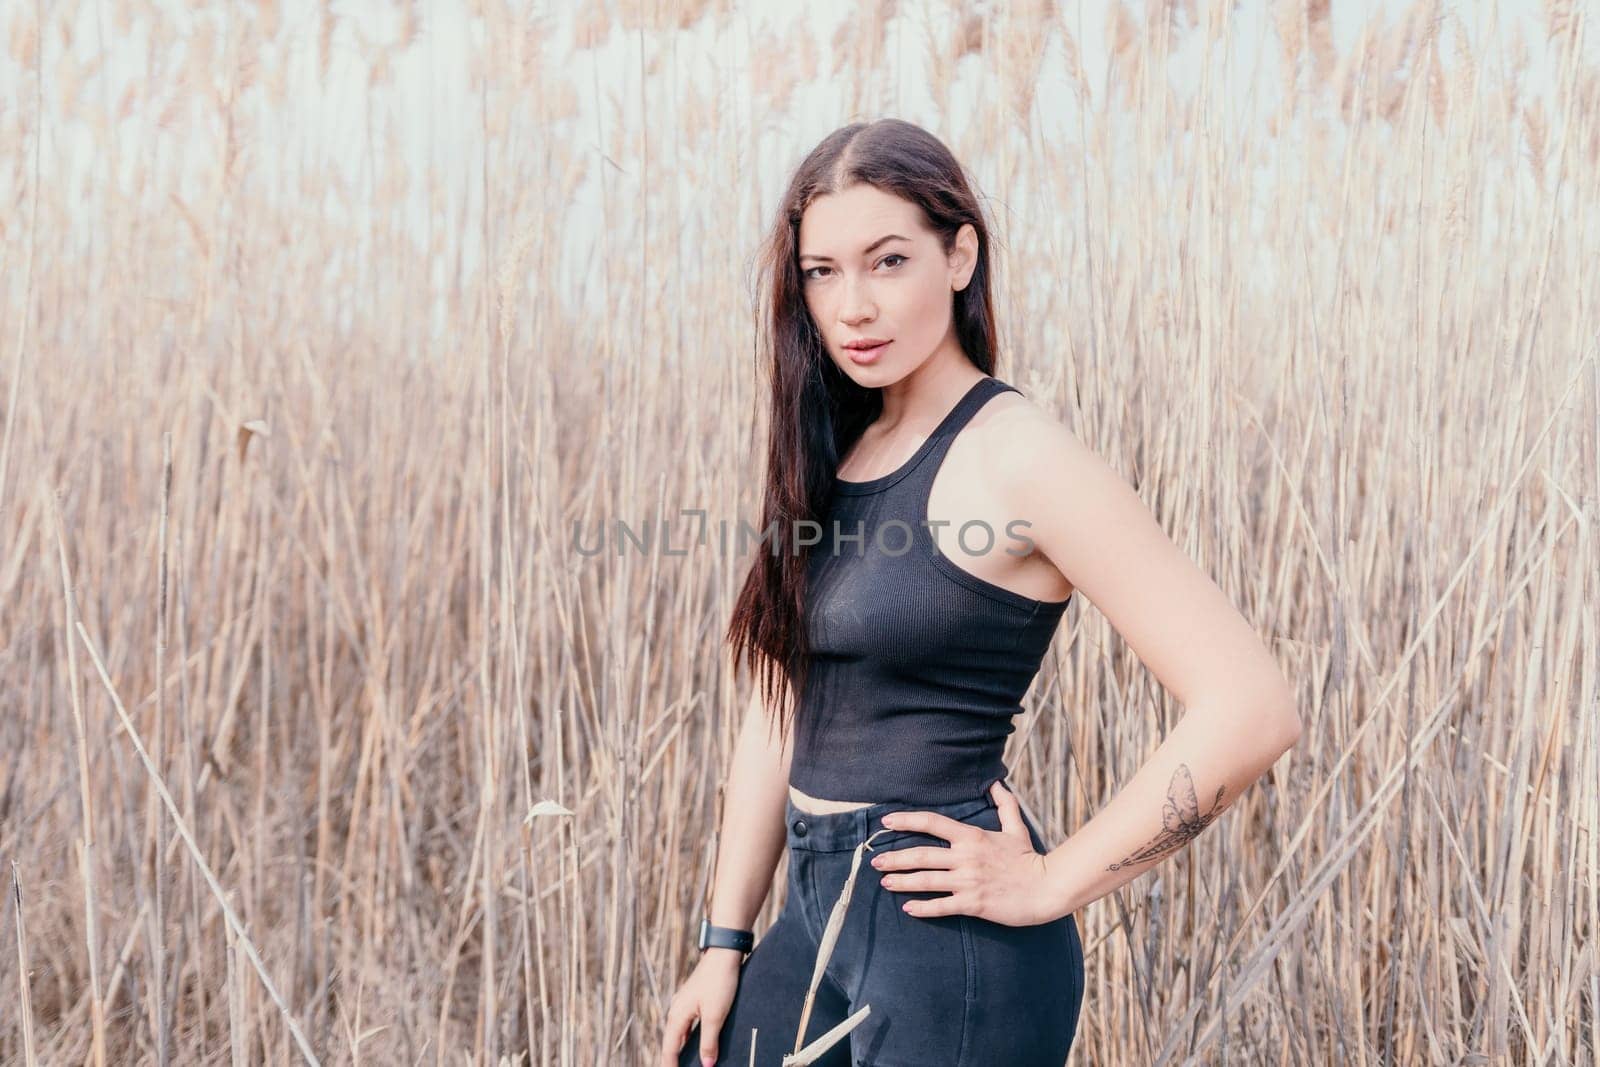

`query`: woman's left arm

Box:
[1003,412,1303,922]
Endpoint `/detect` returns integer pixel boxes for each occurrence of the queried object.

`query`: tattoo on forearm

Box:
[1107,763,1227,872]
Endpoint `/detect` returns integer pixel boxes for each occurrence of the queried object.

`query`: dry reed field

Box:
[1,0,1597,1064]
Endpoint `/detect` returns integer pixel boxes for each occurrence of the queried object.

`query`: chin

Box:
[839,360,905,386]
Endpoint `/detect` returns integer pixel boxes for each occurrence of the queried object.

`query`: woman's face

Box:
[797,184,977,387]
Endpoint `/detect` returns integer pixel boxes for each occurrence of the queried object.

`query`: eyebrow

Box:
[798,234,910,264]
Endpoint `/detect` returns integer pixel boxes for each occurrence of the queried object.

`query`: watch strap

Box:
[698,917,754,954]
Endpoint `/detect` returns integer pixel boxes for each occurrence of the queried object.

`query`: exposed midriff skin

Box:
[789,783,875,814]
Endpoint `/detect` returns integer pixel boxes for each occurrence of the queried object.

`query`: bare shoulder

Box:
[972,387,1295,719]
[970,389,1096,482]
[969,390,1141,552]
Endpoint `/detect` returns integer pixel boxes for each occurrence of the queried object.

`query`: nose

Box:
[839,278,874,326]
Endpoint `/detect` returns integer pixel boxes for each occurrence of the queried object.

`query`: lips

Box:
[845,340,891,364]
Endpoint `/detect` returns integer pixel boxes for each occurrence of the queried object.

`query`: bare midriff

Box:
[788,783,875,814]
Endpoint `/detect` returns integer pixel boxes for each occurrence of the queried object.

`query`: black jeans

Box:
[679,779,1085,1066]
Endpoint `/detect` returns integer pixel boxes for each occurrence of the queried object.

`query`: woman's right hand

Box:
[658,949,745,1066]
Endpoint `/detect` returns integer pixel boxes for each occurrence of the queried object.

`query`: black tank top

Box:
[789,375,1071,806]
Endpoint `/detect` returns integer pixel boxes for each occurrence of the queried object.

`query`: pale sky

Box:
[2,1,1581,333]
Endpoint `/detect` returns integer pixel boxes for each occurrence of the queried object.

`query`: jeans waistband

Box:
[783,774,1008,852]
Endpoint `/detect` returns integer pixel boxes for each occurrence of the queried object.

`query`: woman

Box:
[659,119,1301,1067]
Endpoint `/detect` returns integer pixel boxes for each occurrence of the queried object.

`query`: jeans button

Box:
[793,819,808,837]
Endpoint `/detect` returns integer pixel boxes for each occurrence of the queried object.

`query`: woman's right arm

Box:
[659,683,794,1066]
[703,683,794,952]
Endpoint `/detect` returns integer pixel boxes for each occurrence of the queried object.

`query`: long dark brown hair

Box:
[725,118,1001,752]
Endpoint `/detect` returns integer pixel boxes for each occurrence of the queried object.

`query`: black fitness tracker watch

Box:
[698,917,754,955]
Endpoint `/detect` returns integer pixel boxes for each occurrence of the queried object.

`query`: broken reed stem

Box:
[782,1006,873,1067]
[782,827,896,1065]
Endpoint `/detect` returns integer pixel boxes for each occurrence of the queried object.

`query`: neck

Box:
[875,349,985,430]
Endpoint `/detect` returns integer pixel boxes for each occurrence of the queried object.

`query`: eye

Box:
[801,254,904,282]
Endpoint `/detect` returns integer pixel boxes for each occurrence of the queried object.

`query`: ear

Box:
[950,222,979,292]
